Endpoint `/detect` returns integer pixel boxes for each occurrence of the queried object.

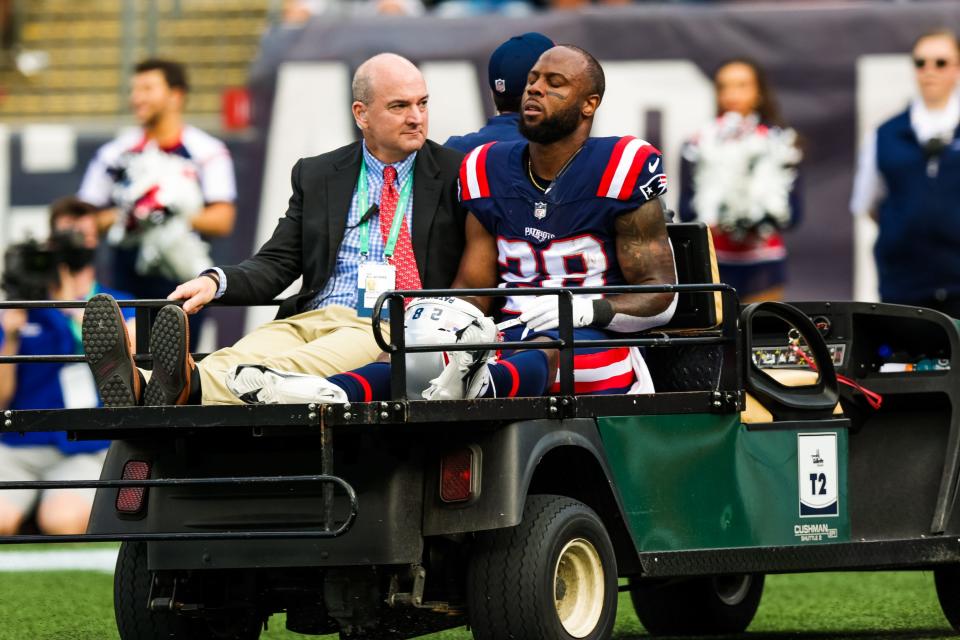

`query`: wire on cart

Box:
[787,334,883,410]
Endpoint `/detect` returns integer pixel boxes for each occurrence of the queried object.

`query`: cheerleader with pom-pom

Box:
[680,58,803,302]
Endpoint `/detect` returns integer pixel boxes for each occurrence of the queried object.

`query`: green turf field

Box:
[0,546,955,640]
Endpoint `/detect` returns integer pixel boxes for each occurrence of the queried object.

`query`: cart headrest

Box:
[661,222,722,332]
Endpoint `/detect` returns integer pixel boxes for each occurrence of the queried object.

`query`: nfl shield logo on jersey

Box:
[534,201,548,219]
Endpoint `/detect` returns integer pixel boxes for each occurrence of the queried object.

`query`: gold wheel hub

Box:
[553,538,605,637]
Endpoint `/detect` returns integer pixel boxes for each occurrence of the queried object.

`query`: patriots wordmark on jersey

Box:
[459,136,668,316]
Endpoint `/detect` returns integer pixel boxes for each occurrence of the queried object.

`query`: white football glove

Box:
[518,295,595,333]
[422,316,498,401]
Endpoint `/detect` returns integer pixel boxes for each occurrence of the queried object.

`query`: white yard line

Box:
[0,548,118,573]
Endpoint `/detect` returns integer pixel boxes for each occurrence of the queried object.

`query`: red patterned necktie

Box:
[379,165,422,292]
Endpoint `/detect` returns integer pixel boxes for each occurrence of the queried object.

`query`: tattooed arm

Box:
[599,198,677,330]
[518,198,678,333]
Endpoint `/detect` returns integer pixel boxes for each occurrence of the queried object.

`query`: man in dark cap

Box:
[445,32,554,152]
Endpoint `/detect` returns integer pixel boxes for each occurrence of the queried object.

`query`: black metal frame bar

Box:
[1,284,742,432]
[0,299,170,363]
[0,298,282,364]
[3,404,320,434]
[316,391,741,427]
[0,474,358,544]
[372,283,741,401]
[2,391,741,433]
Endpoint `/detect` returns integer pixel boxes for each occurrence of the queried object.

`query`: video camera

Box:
[2,231,94,300]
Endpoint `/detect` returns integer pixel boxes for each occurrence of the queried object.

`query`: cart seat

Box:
[644,223,724,393]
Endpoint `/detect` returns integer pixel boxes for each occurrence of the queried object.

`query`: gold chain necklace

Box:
[527,145,584,193]
[527,157,549,192]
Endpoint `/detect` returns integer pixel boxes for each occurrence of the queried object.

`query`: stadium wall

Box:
[1,2,958,346]
[248,0,960,317]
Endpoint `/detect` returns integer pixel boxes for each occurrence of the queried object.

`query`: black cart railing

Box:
[0,282,737,542]
[0,298,357,544]
[373,282,742,402]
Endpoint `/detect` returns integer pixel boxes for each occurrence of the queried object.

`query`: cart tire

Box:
[934,565,960,630]
[467,494,618,640]
[114,541,261,639]
[115,541,189,639]
[630,574,764,636]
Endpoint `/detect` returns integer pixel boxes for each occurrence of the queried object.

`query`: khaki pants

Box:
[197,305,389,405]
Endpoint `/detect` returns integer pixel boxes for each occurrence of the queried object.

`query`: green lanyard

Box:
[357,158,414,260]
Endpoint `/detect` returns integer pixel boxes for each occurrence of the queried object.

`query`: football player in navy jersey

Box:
[227,45,677,404]
[425,44,677,399]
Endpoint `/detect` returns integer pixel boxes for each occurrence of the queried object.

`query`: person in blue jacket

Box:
[445,32,553,152]
[851,29,960,314]
[0,197,135,535]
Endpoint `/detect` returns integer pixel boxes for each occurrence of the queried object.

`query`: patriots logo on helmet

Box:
[639,174,668,199]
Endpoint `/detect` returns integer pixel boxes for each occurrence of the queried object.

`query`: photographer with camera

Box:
[0,197,134,536]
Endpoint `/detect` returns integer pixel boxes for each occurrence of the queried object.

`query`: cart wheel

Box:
[115,541,189,639]
[934,565,960,630]
[630,574,764,636]
[467,494,618,640]
[114,541,261,640]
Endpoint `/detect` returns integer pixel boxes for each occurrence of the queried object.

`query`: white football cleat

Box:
[226,364,348,405]
[422,317,498,401]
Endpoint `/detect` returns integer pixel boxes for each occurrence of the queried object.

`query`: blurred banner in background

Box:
[248,1,960,307]
[3,1,959,345]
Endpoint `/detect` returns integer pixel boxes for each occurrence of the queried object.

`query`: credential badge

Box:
[534,201,548,219]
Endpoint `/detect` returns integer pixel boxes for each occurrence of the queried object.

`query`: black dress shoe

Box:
[144,304,197,406]
[82,294,141,407]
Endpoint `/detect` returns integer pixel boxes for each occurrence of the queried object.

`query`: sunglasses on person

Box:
[914,57,955,70]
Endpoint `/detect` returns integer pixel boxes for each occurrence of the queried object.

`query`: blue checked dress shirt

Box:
[309,144,417,310]
[207,143,417,310]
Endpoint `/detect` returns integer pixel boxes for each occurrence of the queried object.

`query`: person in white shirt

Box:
[78,58,237,347]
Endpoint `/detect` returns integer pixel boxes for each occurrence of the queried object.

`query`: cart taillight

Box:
[440,447,478,503]
[116,460,150,514]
